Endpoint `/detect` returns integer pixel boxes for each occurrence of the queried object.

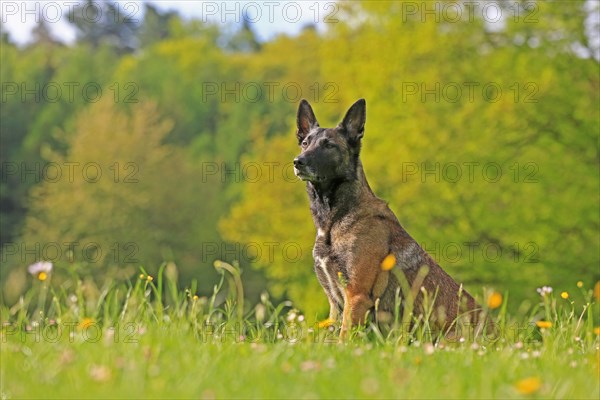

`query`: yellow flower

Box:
[380,254,396,271]
[487,292,503,309]
[594,281,600,301]
[193,295,199,301]
[147,275,153,282]
[576,281,583,288]
[536,320,552,329]
[560,291,569,299]
[318,318,335,329]
[78,318,95,330]
[139,274,144,279]
[38,271,48,281]
[515,377,542,395]
[593,327,600,336]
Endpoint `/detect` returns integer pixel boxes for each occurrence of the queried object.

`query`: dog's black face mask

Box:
[294,99,366,184]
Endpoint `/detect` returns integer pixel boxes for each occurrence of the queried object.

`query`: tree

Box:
[67,0,138,53]
[12,100,221,289]
[136,4,178,49]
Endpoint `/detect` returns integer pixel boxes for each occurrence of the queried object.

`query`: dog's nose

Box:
[293,157,305,167]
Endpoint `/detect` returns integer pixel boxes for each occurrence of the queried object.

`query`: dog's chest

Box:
[312,228,350,306]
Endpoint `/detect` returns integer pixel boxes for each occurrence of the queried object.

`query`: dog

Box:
[293,98,480,339]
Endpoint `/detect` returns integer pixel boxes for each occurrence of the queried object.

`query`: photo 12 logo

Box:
[1,161,140,184]
[422,241,540,264]
[2,321,140,344]
[1,242,140,264]
[197,2,340,24]
[401,82,539,104]
[201,241,304,264]
[1,2,141,24]
[1,82,139,104]
[200,161,298,184]
[400,162,539,183]
[201,82,339,103]
[399,1,539,24]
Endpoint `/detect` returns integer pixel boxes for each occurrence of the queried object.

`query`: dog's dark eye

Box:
[301,140,308,148]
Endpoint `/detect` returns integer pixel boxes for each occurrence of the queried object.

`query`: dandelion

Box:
[536,320,552,329]
[560,291,569,299]
[78,318,95,330]
[27,261,53,281]
[424,343,435,355]
[515,377,542,395]
[193,295,199,301]
[287,311,297,322]
[536,286,553,297]
[487,292,503,309]
[318,318,335,329]
[594,281,600,301]
[380,253,396,271]
[576,281,583,288]
[593,327,600,336]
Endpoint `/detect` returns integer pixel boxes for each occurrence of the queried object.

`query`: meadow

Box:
[1,261,598,399]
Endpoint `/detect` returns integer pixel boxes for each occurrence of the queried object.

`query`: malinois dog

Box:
[293,99,480,339]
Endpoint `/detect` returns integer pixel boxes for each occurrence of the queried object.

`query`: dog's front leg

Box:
[339,289,373,341]
[328,298,340,321]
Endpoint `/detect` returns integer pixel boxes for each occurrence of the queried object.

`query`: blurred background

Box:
[1,0,598,320]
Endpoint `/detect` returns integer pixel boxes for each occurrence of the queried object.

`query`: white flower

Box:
[424,343,435,355]
[27,261,53,275]
[536,286,553,297]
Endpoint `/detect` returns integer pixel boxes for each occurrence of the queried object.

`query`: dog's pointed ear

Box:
[340,98,366,142]
[296,99,319,144]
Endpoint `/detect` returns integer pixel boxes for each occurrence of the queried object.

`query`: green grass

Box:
[1,261,599,399]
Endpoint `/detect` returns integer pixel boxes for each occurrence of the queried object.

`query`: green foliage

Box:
[10,100,221,292]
